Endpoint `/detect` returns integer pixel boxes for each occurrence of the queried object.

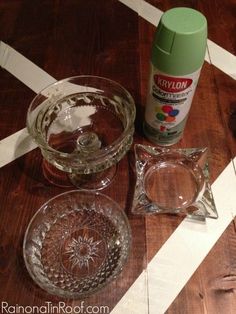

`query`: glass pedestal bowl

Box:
[26,76,135,190]
[23,190,131,298]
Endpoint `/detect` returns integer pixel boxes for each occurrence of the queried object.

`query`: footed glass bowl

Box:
[23,190,131,298]
[26,76,135,190]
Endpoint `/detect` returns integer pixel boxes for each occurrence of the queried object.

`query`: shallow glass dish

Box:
[23,190,131,298]
[26,76,135,190]
[132,144,218,221]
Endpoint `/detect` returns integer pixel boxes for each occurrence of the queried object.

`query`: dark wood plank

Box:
[212,67,236,158]
[168,223,236,314]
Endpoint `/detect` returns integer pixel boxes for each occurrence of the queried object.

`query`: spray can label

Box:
[145,66,201,144]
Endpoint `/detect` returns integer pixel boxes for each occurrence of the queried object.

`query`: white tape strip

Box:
[118,0,162,25]
[0,41,56,93]
[0,41,57,168]
[0,128,37,168]
[111,158,236,314]
[118,0,236,80]
[207,40,236,80]
[139,0,162,26]
[118,0,141,14]
[110,271,149,314]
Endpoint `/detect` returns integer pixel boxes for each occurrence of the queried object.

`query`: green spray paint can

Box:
[144,7,207,145]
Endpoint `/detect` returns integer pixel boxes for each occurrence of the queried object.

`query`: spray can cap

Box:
[152,7,207,75]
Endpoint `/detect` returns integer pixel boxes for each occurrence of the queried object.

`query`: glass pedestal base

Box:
[42,160,117,190]
[69,165,118,191]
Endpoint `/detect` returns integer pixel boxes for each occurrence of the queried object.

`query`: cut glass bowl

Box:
[23,190,131,298]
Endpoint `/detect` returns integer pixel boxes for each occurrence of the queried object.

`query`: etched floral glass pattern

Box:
[132,144,218,221]
[23,191,131,298]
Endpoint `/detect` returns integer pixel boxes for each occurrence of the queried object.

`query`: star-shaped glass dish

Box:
[132,144,218,221]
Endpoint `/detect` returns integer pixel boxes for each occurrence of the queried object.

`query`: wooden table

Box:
[0,1,235,313]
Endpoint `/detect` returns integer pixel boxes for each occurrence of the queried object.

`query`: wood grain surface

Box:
[0,1,235,313]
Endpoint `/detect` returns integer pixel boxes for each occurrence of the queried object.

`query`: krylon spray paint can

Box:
[144,7,207,145]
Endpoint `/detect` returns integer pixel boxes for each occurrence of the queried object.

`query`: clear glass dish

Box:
[26,76,135,190]
[132,144,218,221]
[23,190,131,298]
